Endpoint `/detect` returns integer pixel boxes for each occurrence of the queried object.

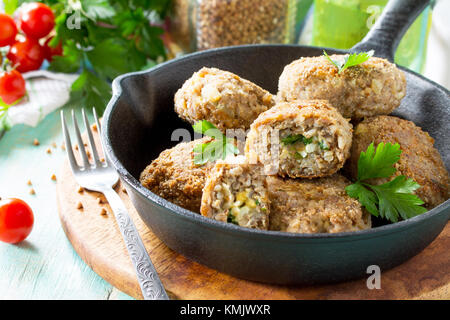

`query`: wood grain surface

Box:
[0,107,132,300]
[56,128,450,300]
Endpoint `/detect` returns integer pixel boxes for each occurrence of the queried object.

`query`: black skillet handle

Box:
[350,0,430,61]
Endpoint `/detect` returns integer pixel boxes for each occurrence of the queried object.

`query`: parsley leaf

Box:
[70,69,112,115]
[319,140,329,150]
[44,0,171,114]
[294,151,304,159]
[345,182,379,216]
[281,134,312,145]
[3,0,18,15]
[0,96,22,131]
[227,209,239,225]
[357,142,401,181]
[193,120,223,138]
[367,176,426,222]
[81,0,115,20]
[192,120,239,165]
[345,142,427,223]
[324,50,374,74]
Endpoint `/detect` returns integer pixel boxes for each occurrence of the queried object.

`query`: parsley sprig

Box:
[345,142,427,223]
[281,134,312,145]
[0,98,12,131]
[6,0,172,115]
[192,120,239,165]
[324,50,374,74]
[0,95,24,131]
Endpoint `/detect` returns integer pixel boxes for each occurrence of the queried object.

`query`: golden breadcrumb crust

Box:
[347,115,449,209]
[268,175,371,233]
[277,55,406,120]
[140,137,214,212]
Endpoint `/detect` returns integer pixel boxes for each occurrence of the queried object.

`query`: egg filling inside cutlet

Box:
[214,186,268,226]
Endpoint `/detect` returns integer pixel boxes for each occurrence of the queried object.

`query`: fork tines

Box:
[61,108,105,171]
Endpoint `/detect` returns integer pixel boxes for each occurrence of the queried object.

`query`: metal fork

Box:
[61,108,169,300]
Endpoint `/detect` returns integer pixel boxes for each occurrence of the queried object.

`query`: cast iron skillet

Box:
[102,0,449,285]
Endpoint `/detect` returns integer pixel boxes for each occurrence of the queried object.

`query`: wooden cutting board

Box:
[56,130,450,300]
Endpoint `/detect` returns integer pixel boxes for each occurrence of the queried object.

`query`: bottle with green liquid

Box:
[311,0,432,73]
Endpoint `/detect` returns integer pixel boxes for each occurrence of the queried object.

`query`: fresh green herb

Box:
[192,120,223,139]
[303,136,313,145]
[254,199,260,206]
[294,151,304,159]
[345,142,427,223]
[323,50,374,74]
[281,134,312,145]
[319,140,329,150]
[192,120,239,165]
[356,142,401,181]
[0,96,23,131]
[0,98,11,131]
[227,209,239,225]
[8,0,173,115]
[3,0,18,15]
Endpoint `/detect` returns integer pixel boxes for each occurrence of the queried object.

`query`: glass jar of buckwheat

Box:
[175,0,298,51]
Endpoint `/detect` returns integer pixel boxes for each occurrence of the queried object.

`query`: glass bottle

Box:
[179,0,298,51]
[311,0,432,73]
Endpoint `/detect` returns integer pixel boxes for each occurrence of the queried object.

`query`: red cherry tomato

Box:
[0,14,18,47]
[43,37,63,62]
[0,69,26,105]
[7,37,45,73]
[0,198,34,244]
[17,2,55,39]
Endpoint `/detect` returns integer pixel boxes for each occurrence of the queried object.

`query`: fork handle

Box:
[103,188,169,300]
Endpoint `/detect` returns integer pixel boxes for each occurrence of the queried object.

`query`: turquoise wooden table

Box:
[0,105,134,300]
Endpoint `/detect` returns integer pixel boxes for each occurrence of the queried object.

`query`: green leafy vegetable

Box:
[294,151,304,159]
[281,134,312,145]
[345,142,427,223]
[0,95,24,131]
[3,0,18,14]
[323,50,374,74]
[227,209,238,225]
[192,120,239,165]
[319,140,329,150]
[192,120,223,139]
[0,98,11,131]
[20,0,174,115]
[368,176,426,222]
[356,142,401,181]
[345,181,379,216]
